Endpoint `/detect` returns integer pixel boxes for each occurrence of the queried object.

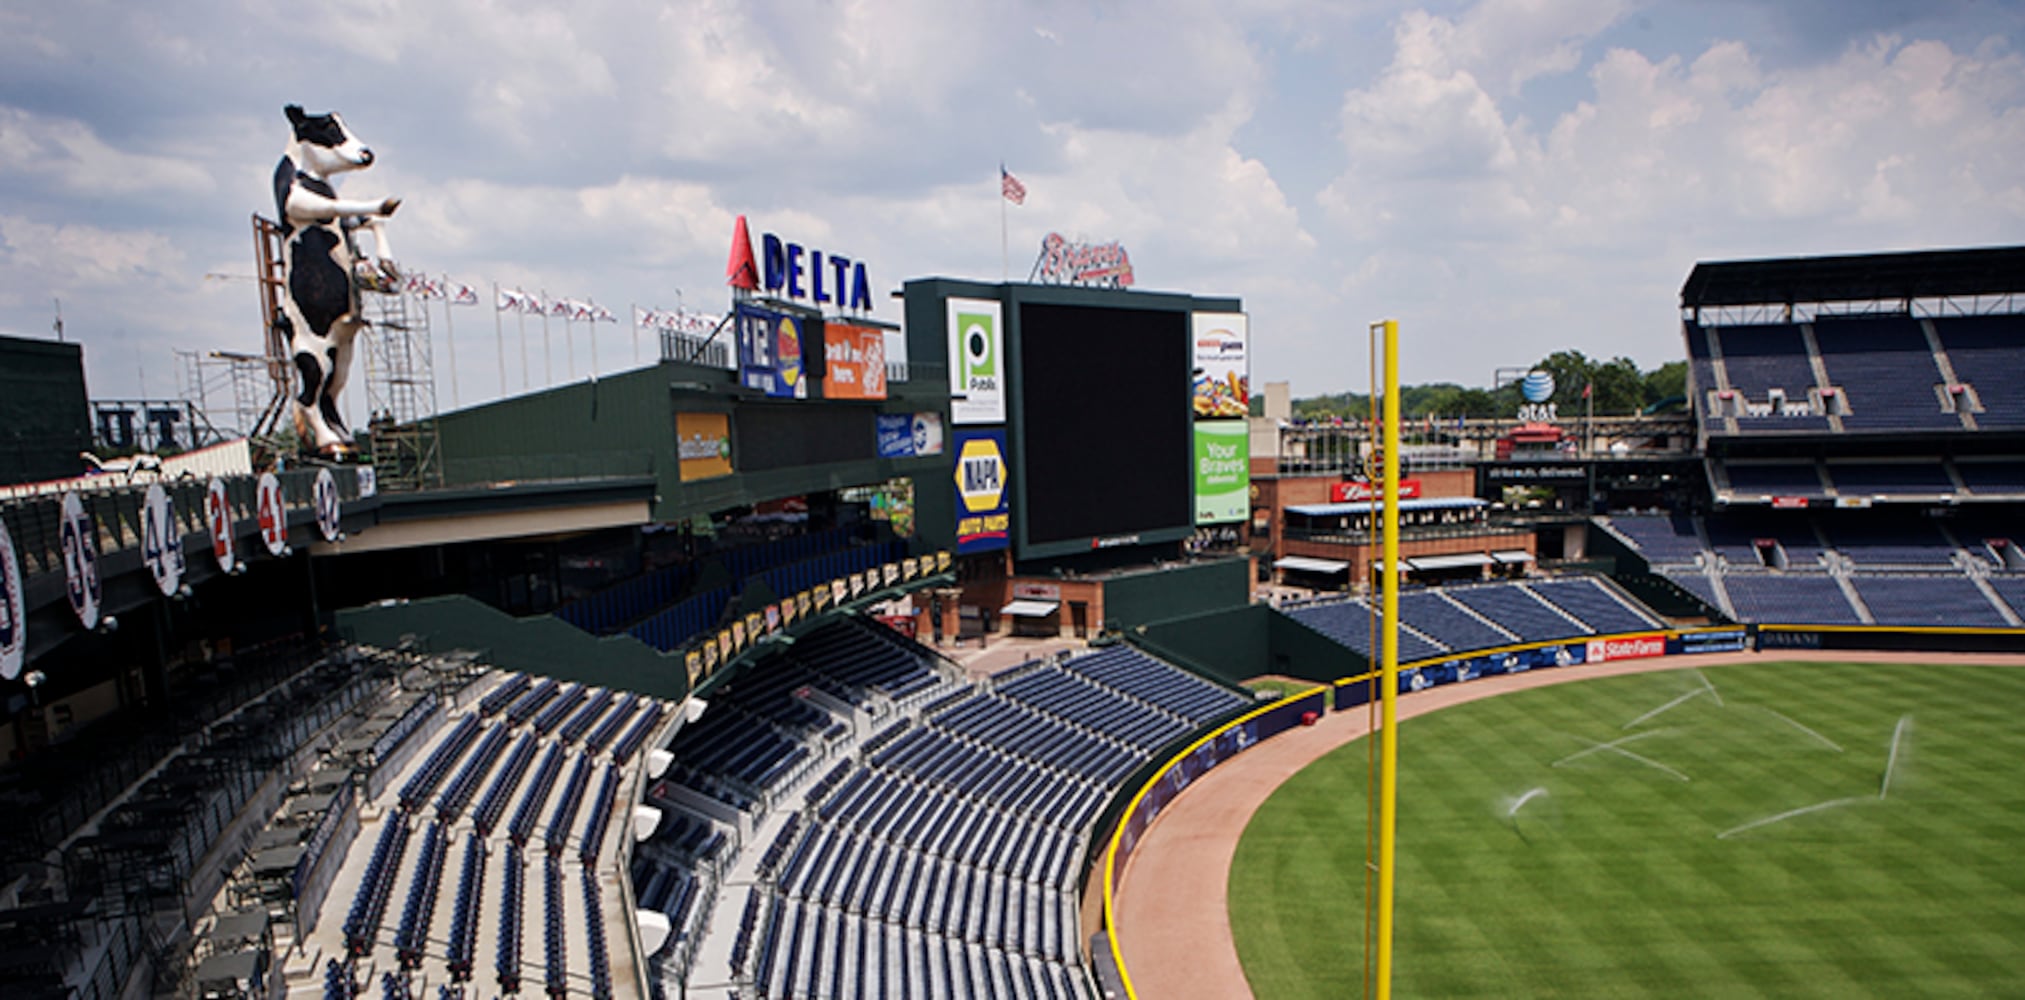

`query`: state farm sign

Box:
[1585,634,1666,663]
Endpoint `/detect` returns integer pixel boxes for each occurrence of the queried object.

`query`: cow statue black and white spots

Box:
[273,105,400,458]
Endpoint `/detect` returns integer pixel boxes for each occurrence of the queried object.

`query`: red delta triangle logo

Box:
[727,215,759,291]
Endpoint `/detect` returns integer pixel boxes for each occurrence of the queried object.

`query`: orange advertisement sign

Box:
[824,323,887,400]
[677,412,733,481]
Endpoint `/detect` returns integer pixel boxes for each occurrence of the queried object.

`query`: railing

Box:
[0,464,366,579]
[1279,523,1532,546]
[659,330,734,369]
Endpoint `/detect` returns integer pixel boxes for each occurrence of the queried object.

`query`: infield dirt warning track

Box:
[1106,650,2025,1000]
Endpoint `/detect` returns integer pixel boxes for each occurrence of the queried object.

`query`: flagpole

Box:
[565,316,576,381]
[516,291,530,391]
[1001,173,1009,281]
[492,282,507,398]
[589,307,600,376]
[631,302,640,366]
[541,291,554,387]
[441,277,460,408]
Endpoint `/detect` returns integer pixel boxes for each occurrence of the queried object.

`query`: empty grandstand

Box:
[1285,577,1666,664]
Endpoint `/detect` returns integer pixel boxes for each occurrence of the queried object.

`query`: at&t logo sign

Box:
[1517,369,1558,422]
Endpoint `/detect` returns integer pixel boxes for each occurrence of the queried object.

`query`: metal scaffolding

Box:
[362,283,445,489]
[177,349,273,442]
[361,285,443,491]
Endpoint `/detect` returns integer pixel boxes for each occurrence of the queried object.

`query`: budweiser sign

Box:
[1331,478,1423,503]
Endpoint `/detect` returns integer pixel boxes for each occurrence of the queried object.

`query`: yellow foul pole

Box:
[1374,318,1402,999]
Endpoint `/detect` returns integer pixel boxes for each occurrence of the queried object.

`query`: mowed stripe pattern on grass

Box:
[1229,662,2025,999]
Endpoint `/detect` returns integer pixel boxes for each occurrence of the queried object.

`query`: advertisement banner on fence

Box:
[1114,691,1324,869]
[877,412,945,459]
[1335,642,1590,711]
[823,323,887,400]
[677,412,734,481]
[1193,420,1249,524]
[1586,634,1666,663]
[735,302,808,398]
[1673,628,1749,654]
[1191,312,1249,418]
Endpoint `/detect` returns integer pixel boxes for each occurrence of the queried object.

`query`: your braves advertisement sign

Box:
[0,519,24,680]
[953,429,1010,553]
[1193,420,1249,524]
[823,323,887,400]
[1191,313,1249,418]
[735,302,807,398]
[947,298,1005,425]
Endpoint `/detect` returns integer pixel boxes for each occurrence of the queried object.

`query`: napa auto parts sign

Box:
[952,429,1009,554]
[1585,634,1666,663]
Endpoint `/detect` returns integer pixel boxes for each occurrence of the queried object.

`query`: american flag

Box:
[1000,164,1026,205]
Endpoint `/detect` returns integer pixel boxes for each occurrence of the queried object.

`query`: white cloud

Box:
[0,0,2020,405]
[1318,9,2025,385]
[0,109,215,199]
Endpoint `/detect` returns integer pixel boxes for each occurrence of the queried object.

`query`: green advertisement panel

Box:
[1194,419,1249,524]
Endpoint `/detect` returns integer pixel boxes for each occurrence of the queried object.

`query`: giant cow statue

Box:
[273,104,400,458]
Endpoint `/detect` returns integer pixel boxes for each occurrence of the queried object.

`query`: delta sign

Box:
[726,215,873,311]
[953,429,1009,554]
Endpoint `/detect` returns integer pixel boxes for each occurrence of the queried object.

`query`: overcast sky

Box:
[3,0,2022,424]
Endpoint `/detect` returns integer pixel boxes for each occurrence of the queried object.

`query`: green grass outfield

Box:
[1229,661,2025,999]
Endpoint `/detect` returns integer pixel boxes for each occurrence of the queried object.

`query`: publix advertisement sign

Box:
[1193,420,1248,524]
